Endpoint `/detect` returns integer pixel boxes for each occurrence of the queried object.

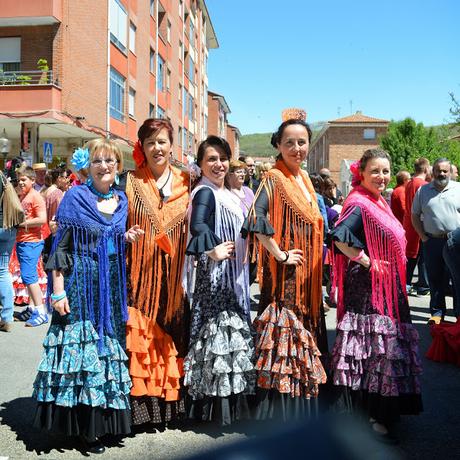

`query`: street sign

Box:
[43,142,53,163]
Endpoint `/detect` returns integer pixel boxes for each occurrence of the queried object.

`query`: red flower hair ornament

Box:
[350,160,362,187]
[132,140,146,168]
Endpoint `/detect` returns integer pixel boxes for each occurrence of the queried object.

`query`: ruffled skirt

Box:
[33,319,131,440]
[126,307,185,425]
[330,312,423,422]
[252,304,327,420]
[184,310,255,425]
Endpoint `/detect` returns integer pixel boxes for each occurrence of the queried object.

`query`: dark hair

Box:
[309,172,324,194]
[196,135,232,167]
[270,119,313,149]
[413,157,430,174]
[359,148,391,172]
[4,156,25,186]
[432,157,451,171]
[49,166,66,184]
[138,118,174,145]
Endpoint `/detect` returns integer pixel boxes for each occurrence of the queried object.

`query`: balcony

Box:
[0,70,61,113]
[0,0,62,27]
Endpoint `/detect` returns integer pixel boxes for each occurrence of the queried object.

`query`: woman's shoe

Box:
[0,321,13,332]
[81,436,106,454]
[369,421,399,445]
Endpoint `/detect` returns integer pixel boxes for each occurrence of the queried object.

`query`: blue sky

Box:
[205,0,460,134]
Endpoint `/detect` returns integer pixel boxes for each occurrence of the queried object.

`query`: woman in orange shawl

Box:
[243,117,327,420]
[124,119,190,427]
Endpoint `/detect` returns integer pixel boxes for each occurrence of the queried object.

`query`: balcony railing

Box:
[0,70,58,87]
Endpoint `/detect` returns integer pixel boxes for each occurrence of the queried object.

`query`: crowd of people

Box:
[0,112,459,454]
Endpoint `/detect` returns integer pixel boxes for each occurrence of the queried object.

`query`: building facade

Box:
[0,0,219,167]
[308,111,389,191]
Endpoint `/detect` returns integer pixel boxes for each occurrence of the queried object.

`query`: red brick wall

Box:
[0,25,56,72]
[207,95,219,136]
[60,0,108,131]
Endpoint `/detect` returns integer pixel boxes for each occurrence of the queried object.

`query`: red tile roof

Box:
[329,112,389,123]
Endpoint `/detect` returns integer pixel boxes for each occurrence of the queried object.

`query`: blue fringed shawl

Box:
[47,185,129,344]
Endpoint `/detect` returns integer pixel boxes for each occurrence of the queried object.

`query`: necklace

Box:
[157,167,172,200]
[87,183,114,200]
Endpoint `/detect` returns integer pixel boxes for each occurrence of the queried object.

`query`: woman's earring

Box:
[114,172,120,186]
[86,174,93,187]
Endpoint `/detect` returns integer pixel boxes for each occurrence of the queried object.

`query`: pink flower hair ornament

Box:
[350,160,362,187]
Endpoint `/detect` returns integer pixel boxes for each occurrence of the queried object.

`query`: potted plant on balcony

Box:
[37,59,49,84]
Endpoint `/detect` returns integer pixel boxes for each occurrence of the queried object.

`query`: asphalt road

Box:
[1,289,459,460]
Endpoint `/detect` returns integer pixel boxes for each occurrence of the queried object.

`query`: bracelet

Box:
[51,291,67,302]
[280,251,289,263]
[350,249,365,262]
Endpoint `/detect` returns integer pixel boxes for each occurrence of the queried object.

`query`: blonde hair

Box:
[229,159,247,172]
[84,138,124,173]
[258,162,272,173]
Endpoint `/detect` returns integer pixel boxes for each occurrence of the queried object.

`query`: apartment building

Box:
[308,111,389,192]
[0,0,219,167]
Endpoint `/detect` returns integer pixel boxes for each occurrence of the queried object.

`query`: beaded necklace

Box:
[87,182,115,200]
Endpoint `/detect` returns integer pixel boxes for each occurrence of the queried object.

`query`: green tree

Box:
[449,92,460,125]
[379,118,439,174]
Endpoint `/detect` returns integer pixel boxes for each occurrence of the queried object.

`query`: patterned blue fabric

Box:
[33,256,131,409]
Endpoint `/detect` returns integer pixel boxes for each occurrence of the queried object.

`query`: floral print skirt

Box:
[32,257,131,440]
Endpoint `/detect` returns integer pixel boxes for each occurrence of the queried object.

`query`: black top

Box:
[186,187,221,255]
[244,176,260,193]
[46,211,115,274]
[241,186,275,238]
[331,206,366,250]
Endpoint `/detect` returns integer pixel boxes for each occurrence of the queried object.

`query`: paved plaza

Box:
[0,290,459,459]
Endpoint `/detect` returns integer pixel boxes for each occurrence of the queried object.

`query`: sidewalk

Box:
[0,292,459,459]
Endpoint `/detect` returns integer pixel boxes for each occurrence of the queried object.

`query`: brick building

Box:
[308,111,389,193]
[0,0,225,167]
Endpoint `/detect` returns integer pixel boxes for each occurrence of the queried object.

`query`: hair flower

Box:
[71,147,90,171]
[186,154,201,181]
[132,140,146,168]
[350,160,362,187]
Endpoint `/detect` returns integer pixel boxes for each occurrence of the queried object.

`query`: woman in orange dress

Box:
[124,118,190,428]
[243,114,327,420]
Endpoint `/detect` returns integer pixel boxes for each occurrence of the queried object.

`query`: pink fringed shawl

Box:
[333,185,407,322]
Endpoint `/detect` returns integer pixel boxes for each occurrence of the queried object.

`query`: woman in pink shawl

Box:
[330,148,422,443]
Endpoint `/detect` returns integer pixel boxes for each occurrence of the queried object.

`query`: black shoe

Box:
[81,437,106,454]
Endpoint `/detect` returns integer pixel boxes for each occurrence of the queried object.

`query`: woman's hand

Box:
[277,248,304,265]
[53,296,70,316]
[49,217,58,235]
[207,241,235,261]
[125,225,145,243]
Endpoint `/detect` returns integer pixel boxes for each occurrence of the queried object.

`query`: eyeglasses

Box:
[91,158,118,168]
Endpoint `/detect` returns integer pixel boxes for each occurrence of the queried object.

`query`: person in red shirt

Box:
[390,170,410,224]
[403,157,431,295]
[15,166,48,327]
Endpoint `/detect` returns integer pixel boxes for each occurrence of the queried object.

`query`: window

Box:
[182,128,188,153]
[188,132,193,155]
[179,41,183,61]
[157,55,165,91]
[129,22,136,54]
[189,55,195,83]
[178,126,183,146]
[149,103,155,118]
[156,105,165,119]
[109,0,127,53]
[128,87,135,117]
[150,48,155,73]
[166,69,171,91]
[189,21,195,49]
[150,0,155,17]
[110,67,125,121]
[178,84,182,103]
[179,0,183,19]
[363,128,376,140]
[0,37,21,72]
[183,87,188,117]
[167,20,171,43]
[188,94,194,121]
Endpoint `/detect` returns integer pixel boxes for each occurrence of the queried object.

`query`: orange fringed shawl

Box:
[125,165,190,323]
[249,159,324,327]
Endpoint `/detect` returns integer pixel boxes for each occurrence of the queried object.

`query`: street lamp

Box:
[0,129,11,169]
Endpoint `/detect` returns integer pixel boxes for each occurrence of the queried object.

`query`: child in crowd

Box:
[15,166,48,327]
